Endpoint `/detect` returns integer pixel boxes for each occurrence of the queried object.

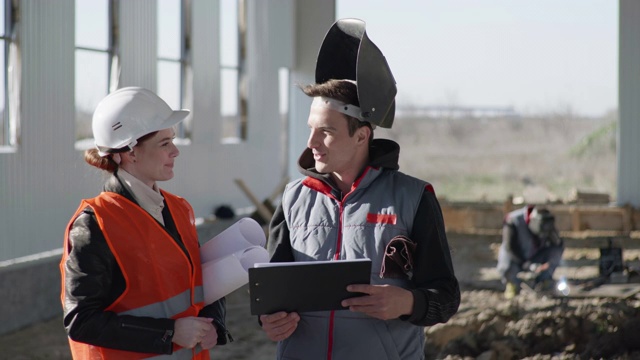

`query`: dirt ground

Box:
[430,234,640,360]
[2,230,640,360]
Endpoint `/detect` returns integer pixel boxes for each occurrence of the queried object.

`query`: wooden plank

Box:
[234,179,274,223]
[565,283,640,299]
[440,201,640,233]
[567,189,611,204]
[571,207,581,231]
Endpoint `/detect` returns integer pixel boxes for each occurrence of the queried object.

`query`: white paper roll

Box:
[202,245,270,304]
[237,246,270,270]
[200,217,266,264]
[202,255,246,304]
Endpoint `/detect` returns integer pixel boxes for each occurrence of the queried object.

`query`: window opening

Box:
[157,0,192,140]
[220,0,247,143]
[74,0,117,148]
[0,0,18,149]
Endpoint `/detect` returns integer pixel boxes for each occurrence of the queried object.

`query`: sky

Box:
[336,0,618,117]
[73,1,619,119]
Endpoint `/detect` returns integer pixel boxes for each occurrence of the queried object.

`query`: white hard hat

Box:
[92,86,189,157]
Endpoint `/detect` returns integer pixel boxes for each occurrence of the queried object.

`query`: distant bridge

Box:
[396,105,520,119]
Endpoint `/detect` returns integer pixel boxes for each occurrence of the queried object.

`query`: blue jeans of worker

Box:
[497,245,564,285]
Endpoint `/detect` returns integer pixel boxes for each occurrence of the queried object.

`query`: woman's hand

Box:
[172,317,214,349]
[199,322,218,349]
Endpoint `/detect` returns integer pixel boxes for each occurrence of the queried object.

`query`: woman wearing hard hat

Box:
[60,87,230,359]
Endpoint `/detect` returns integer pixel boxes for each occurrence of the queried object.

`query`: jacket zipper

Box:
[327,195,348,360]
[224,329,234,343]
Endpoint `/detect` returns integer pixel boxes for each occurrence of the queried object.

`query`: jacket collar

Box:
[297,138,401,195]
[102,170,184,245]
[103,170,139,205]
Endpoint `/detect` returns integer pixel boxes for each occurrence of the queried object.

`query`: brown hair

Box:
[84,131,159,173]
[301,79,374,139]
[84,148,118,173]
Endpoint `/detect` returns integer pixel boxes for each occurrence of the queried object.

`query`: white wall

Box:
[287,0,336,180]
[0,0,96,263]
[167,0,297,218]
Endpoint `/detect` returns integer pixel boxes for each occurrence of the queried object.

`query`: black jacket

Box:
[62,173,230,355]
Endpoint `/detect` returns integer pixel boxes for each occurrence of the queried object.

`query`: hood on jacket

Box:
[297,138,401,183]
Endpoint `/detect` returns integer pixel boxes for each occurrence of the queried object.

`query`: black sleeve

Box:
[266,203,295,262]
[546,229,564,248]
[503,222,526,264]
[404,190,461,326]
[198,298,233,345]
[62,210,175,354]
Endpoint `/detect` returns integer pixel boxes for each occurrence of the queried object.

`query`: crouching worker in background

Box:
[497,205,564,299]
[60,87,230,359]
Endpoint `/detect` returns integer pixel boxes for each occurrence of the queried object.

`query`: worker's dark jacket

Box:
[500,205,563,265]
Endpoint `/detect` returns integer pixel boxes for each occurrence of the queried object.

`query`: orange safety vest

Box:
[60,191,209,360]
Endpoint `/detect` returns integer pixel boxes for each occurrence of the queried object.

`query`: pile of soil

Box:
[433,233,640,360]
[426,290,640,359]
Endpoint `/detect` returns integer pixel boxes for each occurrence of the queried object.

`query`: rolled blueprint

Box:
[201,217,266,264]
[202,246,270,304]
[200,217,270,304]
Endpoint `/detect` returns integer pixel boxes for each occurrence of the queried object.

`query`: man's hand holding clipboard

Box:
[253,258,417,343]
[251,258,372,343]
[248,258,372,315]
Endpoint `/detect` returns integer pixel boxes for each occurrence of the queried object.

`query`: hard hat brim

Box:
[155,109,190,134]
[96,109,190,157]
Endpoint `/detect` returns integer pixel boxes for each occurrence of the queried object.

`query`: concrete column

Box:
[287,1,335,180]
[618,0,640,207]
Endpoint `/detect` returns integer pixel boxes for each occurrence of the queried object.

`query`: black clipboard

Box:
[248,259,372,315]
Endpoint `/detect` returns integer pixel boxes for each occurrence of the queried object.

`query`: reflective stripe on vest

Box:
[147,346,205,360]
[119,286,204,318]
[63,341,207,360]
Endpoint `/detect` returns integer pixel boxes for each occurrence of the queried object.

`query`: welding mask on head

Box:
[315,18,397,128]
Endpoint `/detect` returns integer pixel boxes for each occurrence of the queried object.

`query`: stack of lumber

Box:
[567,189,610,204]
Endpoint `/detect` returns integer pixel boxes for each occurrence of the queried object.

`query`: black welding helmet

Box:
[315,18,397,129]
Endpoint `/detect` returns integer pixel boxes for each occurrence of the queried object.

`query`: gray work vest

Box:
[279,166,428,360]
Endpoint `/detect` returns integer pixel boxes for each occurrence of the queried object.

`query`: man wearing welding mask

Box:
[259,18,460,360]
[497,205,564,299]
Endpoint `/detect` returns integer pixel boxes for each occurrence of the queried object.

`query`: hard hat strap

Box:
[96,144,133,157]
